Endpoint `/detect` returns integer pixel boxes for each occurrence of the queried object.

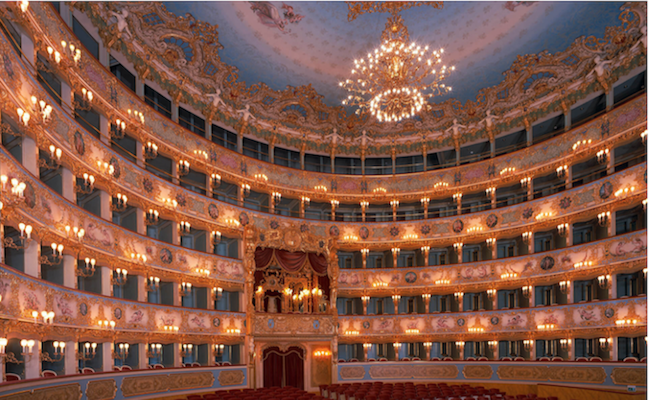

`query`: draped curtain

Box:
[254,247,328,275]
[262,346,304,389]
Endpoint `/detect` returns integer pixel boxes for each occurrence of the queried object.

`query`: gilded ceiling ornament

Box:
[346,1,444,21]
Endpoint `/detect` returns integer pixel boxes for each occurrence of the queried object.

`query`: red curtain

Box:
[263,347,284,388]
[255,247,328,276]
[262,346,304,389]
[284,347,304,390]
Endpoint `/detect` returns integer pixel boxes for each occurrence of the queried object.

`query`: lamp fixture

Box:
[572,139,592,151]
[390,199,399,208]
[453,242,463,251]
[16,108,30,126]
[597,211,610,226]
[78,173,95,194]
[522,231,532,243]
[596,149,609,164]
[520,177,531,188]
[402,233,418,241]
[196,267,211,277]
[78,342,97,361]
[454,291,464,301]
[211,173,221,188]
[405,328,420,334]
[213,287,224,301]
[521,285,533,298]
[455,341,465,348]
[485,187,496,196]
[559,280,570,294]
[373,187,387,194]
[537,323,556,331]
[193,149,208,160]
[127,109,145,124]
[393,342,402,350]
[98,320,116,330]
[597,274,611,289]
[314,185,328,193]
[213,344,225,356]
[573,261,593,269]
[30,96,53,123]
[614,186,636,197]
[488,340,498,349]
[360,248,370,256]
[360,200,370,209]
[421,293,431,301]
[391,294,401,303]
[146,276,160,292]
[60,40,81,64]
[111,119,126,139]
[179,221,191,234]
[330,199,340,208]
[212,230,222,245]
[420,197,430,207]
[433,182,449,190]
[254,173,268,183]
[77,257,96,278]
[523,339,533,349]
[372,281,388,288]
[75,88,94,111]
[486,289,496,298]
[642,129,647,144]
[110,193,128,212]
[486,238,496,248]
[145,209,160,225]
[19,1,29,13]
[341,8,454,122]
[598,337,612,349]
[272,192,282,203]
[452,193,462,202]
[180,282,192,297]
[6,222,33,250]
[40,242,64,266]
[500,272,518,280]
[97,161,115,176]
[500,167,516,176]
[180,344,194,358]
[467,226,483,234]
[468,326,485,334]
[41,341,65,362]
[164,198,178,209]
[111,268,128,286]
[39,145,62,169]
[434,279,450,285]
[556,165,568,178]
[557,223,569,237]
[241,183,251,197]
[31,310,55,324]
[535,212,553,221]
[143,142,158,159]
[391,247,401,256]
[163,325,180,333]
[301,196,311,206]
[114,343,130,361]
[178,160,190,176]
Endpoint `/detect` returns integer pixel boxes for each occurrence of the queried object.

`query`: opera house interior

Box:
[0,1,646,399]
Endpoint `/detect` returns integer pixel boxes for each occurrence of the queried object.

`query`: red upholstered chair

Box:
[81,367,95,374]
[575,357,588,362]
[5,373,20,381]
[121,365,133,370]
[623,357,639,362]
[41,370,57,377]
[589,357,602,362]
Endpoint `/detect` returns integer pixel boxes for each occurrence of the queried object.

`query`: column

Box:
[299,199,305,218]
[422,147,427,170]
[565,165,573,190]
[564,108,572,132]
[606,89,614,111]
[171,162,179,185]
[24,340,41,380]
[61,167,76,203]
[566,280,574,304]
[135,208,146,235]
[607,211,616,238]
[237,134,243,154]
[391,148,396,175]
[205,120,213,142]
[21,136,38,176]
[527,179,534,201]
[136,141,145,168]
[99,114,110,145]
[171,282,181,306]
[269,193,275,214]
[171,102,179,123]
[527,232,534,254]
[62,254,76,289]
[64,341,77,375]
[490,189,496,209]
[564,224,572,247]
[529,341,536,361]
[101,342,113,372]
[490,139,495,158]
[136,79,144,99]
[456,197,462,215]
[171,222,180,246]
[609,274,617,299]
[137,275,146,302]
[20,33,35,67]
[138,344,148,370]
[456,294,463,312]
[99,191,111,220]
[607,149,615,175]
[300,148,305,170]
[237,186,244,207]
[567,338,575,361]
[0,224,4,264]
[59,2,72,26]
[611,337,618,361]
[528,287,535,308]
[23,239,39,278]
[172,343,181,367]
[101,266,112,296]
[491,243,497,260]
[455,151,460,166]
[61,81,72,109]
[525,119,533,147]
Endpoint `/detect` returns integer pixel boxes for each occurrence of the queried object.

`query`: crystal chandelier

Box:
[341,11,454,122]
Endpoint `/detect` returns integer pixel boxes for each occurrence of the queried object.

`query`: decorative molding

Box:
[85,379,117,400]
[610,367,648,386]
[462,365,493,380]
[368,364,458,379]
[218,370,246,386]
[339,366,366,380]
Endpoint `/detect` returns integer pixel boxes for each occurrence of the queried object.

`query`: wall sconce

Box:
[114,343,130,361]
[7,223,33,250]
[520,177,531,188]
[486,289,496,298]
[193,149,208,160]
[373,187,387,195]
[468,326,485,334]
[111,119,125,139]
[146,276,160,292]
[485,187,496,196]
[254,174,268,183]
[486,238,496,248]
[642,129,647,144]
[372,281,388,288]
[40,242,64,266]
[163,325,180,333]
[557,223,569,237]
[573,261,593,269]
[180,344,194,358]
[97,161,115,177]
[453,193,462,202]
[330,199,340,208]
[178,160,190,176]
[78,173,95,194]
[453,242,463,251]
[127,109,144,124]
[98,320,116,330]
[488,340,498,349]
[614,186,636,197]
[78,342,97,361]
[30,96,52,123]
[434,279,450,285]
[110,193,128,212]
[144,142,158,159]
[60,40,81,63]
[391,294,401,303]
[433,182,449,190]
[556,165,568,178]
[45,45,61,64]
[146,209,160,225]
[615,318,639,327]
[559,338,571,349]
[391,247,401,257]
[523,339,533,349]
[130,253,147,264]
[164,198,178,209]
[455,341,465,349]
[271,192,282,203]
[537,323,556,331]
[32,310,54,324]
[179,221,191,234]
[41,341,65,362]
[213,344,225,357]
[210,173,221,189]
[39,145,62,169]
[390,199,400,209]
[500,167,516,176]
[226,328,241,335]
[420,197,429,208]
[314,185,328,193]
[596,149,609,164]
[500,272,519,280]
[301,196,311,206]
[111,268,128,286]
[466,226,483,234]
[196,268,211,277]
[77,257,96,278]
[212,230,222,245]
[16,108,30,126]
[521,285,533,298]
[180,282,193,297]
[74,88,94,111]
[19,339,35,360]
[422,293,431,302]
[597,211,610,226]
[559,280,570,294]
[571,139,592,151]
[454,291,464,301]
[597,274,611,289]
[241,184,251,197]
[393,342,402,351]
[522,231,532,243]
[423,342,432,350]
[360,248,370,257]
[363,343,372,351]
[535,212,553,221]
[313,350,332,358]
[402,233,418,241]
[213,287,223,301]
[598,337,612,349]
[406,328,420,334]
[225,218,240,228]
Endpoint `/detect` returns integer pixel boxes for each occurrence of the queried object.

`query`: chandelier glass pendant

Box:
[341,13,454,123]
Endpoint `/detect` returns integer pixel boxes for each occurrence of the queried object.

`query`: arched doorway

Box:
[262,346,305,389]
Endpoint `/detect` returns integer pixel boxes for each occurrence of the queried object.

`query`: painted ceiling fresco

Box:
[163,1,625,107]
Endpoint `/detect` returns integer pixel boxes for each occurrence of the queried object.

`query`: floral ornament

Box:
[142,176,154,193]
[359,226,369,240]
[522,208,533,219]
[109,157,121,179]
[420,224,431,235]
[486,214,498,228]
[329,226,339,237]
[270,220,279,229]
[389,226,399,237]
[599,181,613,199]
[176,192,187,208]
[178,254,187,263]
[239,212,249,226]
[208,204,219,220]
[558,196,572,209]
[452,219,464,233]
[300,224,309,232]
